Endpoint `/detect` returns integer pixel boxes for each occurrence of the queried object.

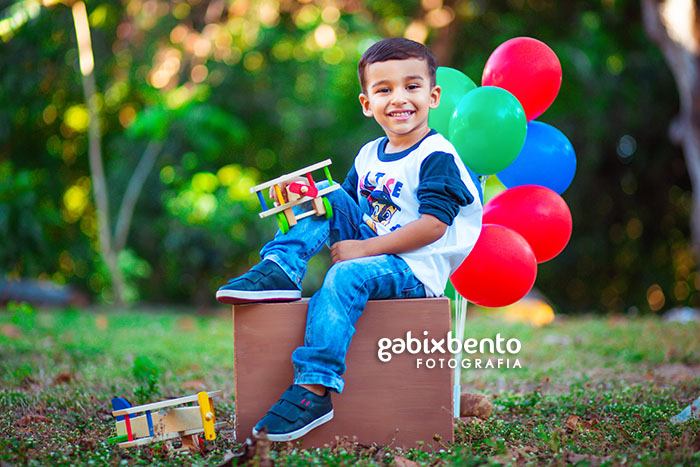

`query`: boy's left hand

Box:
[330,240,371,264]
[330,215,447,264]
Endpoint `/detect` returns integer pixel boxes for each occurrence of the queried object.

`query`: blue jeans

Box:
[260,182,426,393]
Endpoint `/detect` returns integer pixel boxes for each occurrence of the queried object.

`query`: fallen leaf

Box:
[182,379,206,391]
[460,393,492,419]
[565,414,598,431]
[563,451,607,466]
[52,371,74,385]
[15,414,50,427]
[565,415,581,431]
[180,434,205,455]
[225,429,273,467]
[584,417,599,428]
[394,456,420,467]
[1,324,21,339]
[177,317,197,332]
[95,315,108,330]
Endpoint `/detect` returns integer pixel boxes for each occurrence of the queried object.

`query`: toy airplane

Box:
[250,159,341,233]
[108,390,225,450]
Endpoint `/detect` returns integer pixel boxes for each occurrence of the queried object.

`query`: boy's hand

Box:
[330,215,448,264]
[269,177,306,206]
[330,240,371,264]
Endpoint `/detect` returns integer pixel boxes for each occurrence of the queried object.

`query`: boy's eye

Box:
[407,84,420,90]
[377,88,390,93]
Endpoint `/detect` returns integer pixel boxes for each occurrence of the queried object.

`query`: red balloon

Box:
[482,37,562,121]
[451,224,537,308]
[483,185,572,263]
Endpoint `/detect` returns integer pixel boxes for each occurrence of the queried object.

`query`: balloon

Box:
[448,86,527,175]
[429,67,476,136]
[497,121,576,194]
[450,224,537,308]
[482,37,562,121]
[483,185,572,263]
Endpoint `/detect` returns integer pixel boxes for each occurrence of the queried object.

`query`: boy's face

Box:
[359,58,440,149]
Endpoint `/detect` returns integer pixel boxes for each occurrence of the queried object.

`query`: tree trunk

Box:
[114,139,164,252]
[72,1,126,305]
[429,0,460,66]
[642,0,700,258]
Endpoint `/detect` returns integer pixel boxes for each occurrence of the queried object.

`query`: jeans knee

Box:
[324,261,364,292]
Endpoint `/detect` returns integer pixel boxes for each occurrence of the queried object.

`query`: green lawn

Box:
[1,302,699,466]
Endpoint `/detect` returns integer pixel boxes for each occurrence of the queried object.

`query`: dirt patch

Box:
[649,363,700,383]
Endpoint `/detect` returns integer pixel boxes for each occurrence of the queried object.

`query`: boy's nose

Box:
[390,90,408,105]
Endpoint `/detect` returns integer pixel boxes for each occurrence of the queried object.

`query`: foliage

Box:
[0,0,692,312]
[132,355,160,403]
[0,306,699,465]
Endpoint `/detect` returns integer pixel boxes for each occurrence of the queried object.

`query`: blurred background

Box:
[0,0,692,314]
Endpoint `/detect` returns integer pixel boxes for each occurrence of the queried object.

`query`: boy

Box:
[216,37,482,442]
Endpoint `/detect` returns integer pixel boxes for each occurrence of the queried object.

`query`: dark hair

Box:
[357,37,438,93]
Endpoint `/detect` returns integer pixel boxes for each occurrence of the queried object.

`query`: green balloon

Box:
[448,86,527,175]
[429,67,476,136]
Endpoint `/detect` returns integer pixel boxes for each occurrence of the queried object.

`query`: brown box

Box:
[232,298,453,448]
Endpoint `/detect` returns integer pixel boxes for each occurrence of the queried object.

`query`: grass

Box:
[1,302,699,466]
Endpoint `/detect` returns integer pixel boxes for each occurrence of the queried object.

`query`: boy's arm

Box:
[330,214,446,264]
[340,163,359,203]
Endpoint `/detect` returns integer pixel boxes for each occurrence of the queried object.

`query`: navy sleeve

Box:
[417,152,474,226]
[341,163,359,203]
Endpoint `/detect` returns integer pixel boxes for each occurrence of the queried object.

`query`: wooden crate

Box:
[232,298,453,448]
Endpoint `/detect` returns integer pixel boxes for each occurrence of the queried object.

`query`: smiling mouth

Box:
[388,110,415,119]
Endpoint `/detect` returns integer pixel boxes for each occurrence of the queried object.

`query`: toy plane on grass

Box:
[108,390,225,451]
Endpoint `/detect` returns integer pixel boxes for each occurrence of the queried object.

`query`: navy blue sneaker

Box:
[216,260,301,305]
[253,384,334,442]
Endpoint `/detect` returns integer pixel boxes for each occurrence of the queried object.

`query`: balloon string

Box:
[479,175,489,199]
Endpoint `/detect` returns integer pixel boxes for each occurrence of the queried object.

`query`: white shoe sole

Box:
[253,410,334,442]
[216,289,301,304]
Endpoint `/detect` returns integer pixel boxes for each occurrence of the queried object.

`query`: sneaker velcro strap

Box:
[279,392,311,409]
[268,402,302,423]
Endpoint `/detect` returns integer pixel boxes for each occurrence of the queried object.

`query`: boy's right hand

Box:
[269,177,307,206]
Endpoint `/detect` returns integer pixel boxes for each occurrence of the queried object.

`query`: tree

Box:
[642,0,700,258]
[1,0,692,312]
[42,0,168,304]
[68,0,126,304]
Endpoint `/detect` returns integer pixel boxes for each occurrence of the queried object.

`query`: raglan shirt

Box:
[341,130,483,297]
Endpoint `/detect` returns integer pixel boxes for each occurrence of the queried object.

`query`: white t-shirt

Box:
[343,130,483,296]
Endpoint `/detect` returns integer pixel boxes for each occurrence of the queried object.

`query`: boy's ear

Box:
[429,85,441,110]
[359,93,373,117]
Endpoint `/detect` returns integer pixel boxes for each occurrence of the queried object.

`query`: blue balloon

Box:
[497,121,576,194]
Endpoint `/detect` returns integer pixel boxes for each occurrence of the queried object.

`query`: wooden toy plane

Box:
[250,159,341,233]
[108,390,225,450]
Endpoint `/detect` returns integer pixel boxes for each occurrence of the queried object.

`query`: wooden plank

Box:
[117,422,227,448]
[160,406,203,434]
[116,407,203,437]
[232,298,453,449]
[284,208,297,227]
[117,413,150,437]
[249,159,333,193]
[112,390,222,416]
[294,210,317,221]
[258,184,341,219]
[311,197,326,216]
